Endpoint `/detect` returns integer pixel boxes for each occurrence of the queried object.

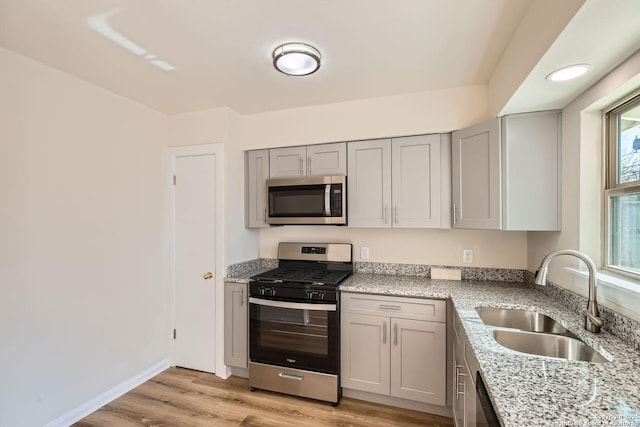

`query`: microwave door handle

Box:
[324,184,331,216]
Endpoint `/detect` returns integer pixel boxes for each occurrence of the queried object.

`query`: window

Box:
[605,93,640,279]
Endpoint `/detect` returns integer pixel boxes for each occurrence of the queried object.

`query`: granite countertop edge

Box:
[225,270,640,426]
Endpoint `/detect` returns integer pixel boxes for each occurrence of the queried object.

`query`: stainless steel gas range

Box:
[248,242,353,405]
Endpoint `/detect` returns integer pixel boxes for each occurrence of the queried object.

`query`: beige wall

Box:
[0,47,170,426]
[260,227,527,268]
[241,85,490,149]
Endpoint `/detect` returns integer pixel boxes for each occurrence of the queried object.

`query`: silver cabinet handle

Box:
[240,289,244,306]
[452,203,457,225]
[308,157,312,175]
[456,364,466,398]
[279,372,303,381]
[394,205,398,224]
[263,207,267,223]
[299,158,303,175]
[454,364,459,396]
[394,323,398,346]
[379,304,401,310]
[383,321,387,344]
[383,205,388,224]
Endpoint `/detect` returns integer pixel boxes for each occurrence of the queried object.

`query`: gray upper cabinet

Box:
[245,149,270,228]
[269,142,346,178]
[348,135,451,229]
[306,143,347,177]
[392,134,450,228]
[451,110,561,231]
[347,139,392,228]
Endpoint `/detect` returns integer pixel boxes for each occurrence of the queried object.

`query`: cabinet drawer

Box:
[342,293,446,322]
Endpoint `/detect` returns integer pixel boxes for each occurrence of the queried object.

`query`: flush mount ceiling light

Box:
[272,43,321,76]
[545,64,591,82]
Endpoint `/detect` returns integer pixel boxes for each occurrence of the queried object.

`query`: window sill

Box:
[566,267,640,320]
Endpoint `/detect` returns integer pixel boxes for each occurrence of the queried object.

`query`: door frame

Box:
[168,143,227,377]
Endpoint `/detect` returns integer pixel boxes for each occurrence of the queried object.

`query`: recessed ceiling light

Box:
[546,64,591,82]
[273,43,321,76]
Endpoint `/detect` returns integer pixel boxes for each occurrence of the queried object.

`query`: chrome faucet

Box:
[534,249,604,333]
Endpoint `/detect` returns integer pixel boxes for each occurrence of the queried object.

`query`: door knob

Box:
[203,272,213,280]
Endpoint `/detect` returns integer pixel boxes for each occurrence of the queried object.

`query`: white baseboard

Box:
[44,359,170,427]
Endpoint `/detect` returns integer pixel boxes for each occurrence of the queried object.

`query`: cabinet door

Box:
[306,142,347,176]
[245,150,269,228]
[341,312,390,394]
[501,111,561,231]
[224,282,248,368]
[451,118,501,229]
[347,139,392,228]
[269,146,307,178]
[452,339,467,426]
[390,318,446,405]
[392,135,441,228]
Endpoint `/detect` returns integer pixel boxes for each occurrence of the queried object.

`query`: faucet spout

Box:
[534,249,604,333]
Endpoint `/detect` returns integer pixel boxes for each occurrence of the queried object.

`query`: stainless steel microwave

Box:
[266,176,346,225]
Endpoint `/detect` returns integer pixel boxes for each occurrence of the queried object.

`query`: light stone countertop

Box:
[225,269,640,426]
[341,273,640,427]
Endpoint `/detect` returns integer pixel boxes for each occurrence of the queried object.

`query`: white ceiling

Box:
[1,0,639,116]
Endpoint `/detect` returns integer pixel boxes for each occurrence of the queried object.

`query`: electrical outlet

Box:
[360,246,370,260]
[463,249,473,264]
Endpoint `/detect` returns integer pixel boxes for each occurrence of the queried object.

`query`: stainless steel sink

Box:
[492,329,607,363]
[476,307,568,334]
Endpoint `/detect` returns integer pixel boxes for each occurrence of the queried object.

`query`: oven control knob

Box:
[308,290,325,300]
[261,287,276,296]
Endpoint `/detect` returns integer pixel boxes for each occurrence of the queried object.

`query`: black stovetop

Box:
[251,267,352,286]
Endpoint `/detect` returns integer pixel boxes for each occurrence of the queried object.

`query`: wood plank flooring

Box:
[74,367,454,427]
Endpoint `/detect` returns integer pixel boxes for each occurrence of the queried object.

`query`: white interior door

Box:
[174,154,217,373]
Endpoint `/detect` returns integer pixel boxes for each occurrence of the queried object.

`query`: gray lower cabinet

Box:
[452,310,477,427]
[224,281,248,368]
[341,293,447,406]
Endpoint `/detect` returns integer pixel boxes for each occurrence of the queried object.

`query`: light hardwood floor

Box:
[75,367,454,427]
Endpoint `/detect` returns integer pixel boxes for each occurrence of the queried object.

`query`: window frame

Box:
[604,92,640,280]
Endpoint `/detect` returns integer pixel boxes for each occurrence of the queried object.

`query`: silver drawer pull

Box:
[379,304,401,310]
[278,372,303,381]
[383,321,387,344]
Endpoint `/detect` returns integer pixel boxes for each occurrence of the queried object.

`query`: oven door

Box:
[249,297,339,374]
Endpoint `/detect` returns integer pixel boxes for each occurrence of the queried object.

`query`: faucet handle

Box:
[583,309,604,333]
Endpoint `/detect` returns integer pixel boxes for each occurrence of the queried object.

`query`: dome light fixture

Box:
[546,64,591,82]
[272,43,321,76]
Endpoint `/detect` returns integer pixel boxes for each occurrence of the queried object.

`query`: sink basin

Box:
[476,307,568,335]
[492,329,607,363]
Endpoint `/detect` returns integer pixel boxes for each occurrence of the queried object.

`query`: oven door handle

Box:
[249,297,337,312]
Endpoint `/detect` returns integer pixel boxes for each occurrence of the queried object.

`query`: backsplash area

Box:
[226,259,640,350]
[541,280,640,352]
[354,261,525,282]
